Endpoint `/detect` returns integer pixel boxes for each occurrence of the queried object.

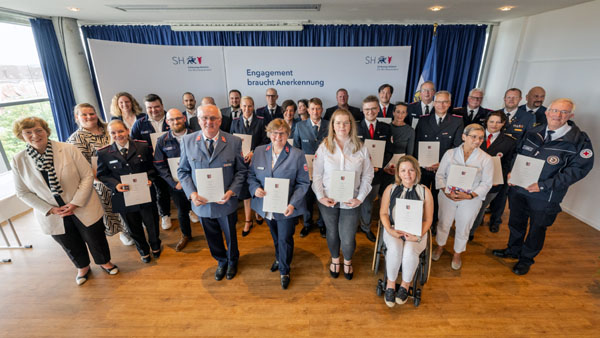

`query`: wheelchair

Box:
[372,221,432,307]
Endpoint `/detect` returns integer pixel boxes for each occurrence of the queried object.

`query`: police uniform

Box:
[414,112,464,225]
[518,104,547,126]
[356,119,392,233]
[248,143,311,276]
[293,118,329,230]
[493,108,534,141]
[230,113,268,200]
[256,105,283,125]
[324,105,362,122]
[178,131,248,269]
[96,140,161,258]
[504,121,594,268]
[153,129,194,238]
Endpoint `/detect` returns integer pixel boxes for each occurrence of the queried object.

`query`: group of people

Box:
[11,83,593,307]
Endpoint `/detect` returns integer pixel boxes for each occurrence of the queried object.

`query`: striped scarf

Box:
[26,140,63,195]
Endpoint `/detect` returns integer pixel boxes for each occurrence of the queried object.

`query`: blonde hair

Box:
[13,117,51,141]
[73,103,107,133]
[266,118,291,136]
[394,155,421,185]
[110,92,142,117]
[323,109,362,154]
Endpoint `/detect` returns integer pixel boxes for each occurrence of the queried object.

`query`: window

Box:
[0,22,56,172]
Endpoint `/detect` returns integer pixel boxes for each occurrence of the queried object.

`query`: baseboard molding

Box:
[562,206,600,231]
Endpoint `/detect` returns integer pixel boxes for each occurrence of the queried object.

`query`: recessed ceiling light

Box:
[67,7,80,12]
[499,6,515,11]
[429,6,444,12]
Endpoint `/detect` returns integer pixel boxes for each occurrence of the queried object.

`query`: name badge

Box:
[257,166,265,170]
[109,160,119,164]
[165,146,174,151]
[223,163,232,167]
[302,139,309,143]
[523,145,534,152]
[141,130,150,134]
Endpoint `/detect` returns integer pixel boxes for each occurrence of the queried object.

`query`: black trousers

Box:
[303,189,325,228]
[420,169,439,224]
[154,177,171,217]
[171,187,192,237]
[200,212,239,267]
[489,183,509,226]
[51,216,111,269]
[121,205,161,256]
[266,218,296,275]
[506,189,560,266]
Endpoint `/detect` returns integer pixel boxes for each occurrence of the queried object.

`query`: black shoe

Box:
[384,288,396,308]
[141,255,152,263]
[319,226,326,238]
[329,262,340,279]
[492,248,519,259]
[489,223,499,233]
[215,265,227,281]
[281,275,290,289]
[396,286,408,305]
[300,226,310,238]
[270,260,279,272]
[365,230,376,243]
[242,221,253,237]
[152,246,162,259]
[431,223,437,236]
[256,217,264,225]
[468,234,474,242]
[226,264,237,280]
[512,262,530,275]
[343,262,353,280]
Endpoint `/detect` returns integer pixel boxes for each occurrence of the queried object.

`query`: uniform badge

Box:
[547,155,559,165]
[497,152,503,158]
[580,149,593,159]
[304,164,308,172]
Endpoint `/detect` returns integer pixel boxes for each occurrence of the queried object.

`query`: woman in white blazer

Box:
[12,117,118,285]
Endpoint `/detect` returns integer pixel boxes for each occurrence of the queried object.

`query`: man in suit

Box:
[518,86,547,126]
[453,88,492,126]
[407,81,436,127]
[220,89,242,121]
[488,88,535,230]
[357,95,392,242]
[182,92,197,130]
[414,90,464,228]
[293,97,329,238]
[377,84,396,119]
[324,88,362,122]
[493,98,594,275]
[178,104,248,281]
[256,88,283,124]
[130,93,173,231]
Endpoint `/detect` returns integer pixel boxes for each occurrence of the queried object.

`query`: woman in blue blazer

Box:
[247,118,311,289]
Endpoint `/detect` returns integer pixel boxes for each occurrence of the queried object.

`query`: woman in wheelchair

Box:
[379,155,434,308]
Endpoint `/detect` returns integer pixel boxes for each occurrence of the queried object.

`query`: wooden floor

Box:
[1,206,599,337]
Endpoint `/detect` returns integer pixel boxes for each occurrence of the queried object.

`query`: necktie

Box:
[545,130,555,144]
[506,113,511,124]
[245,119,250,129]
[369,123,375,139]
[469,110,474,121]
[528,110,534,114]
[207,139,214,156]
[313,125,319,136]
[120,147,127,157]
[438,117,443,126]
[233,110,239,119]
[486,134,493,148]
[382,106,387,118]
[269,109,274,117]
[425,105,430,115]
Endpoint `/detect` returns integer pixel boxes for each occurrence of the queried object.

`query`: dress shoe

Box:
[396,286,409,305]
[226,264,237,280]
[343,262,354,280]
[161,215,172,230]
[492,248,519,259]
[141,255,152,263]
[256,216,264,225]
[76,268,91,286]
[280,275,290,289]
[431,246,443,261]
[451,255,462,270]
[299,226,310,238]
[512,262,530,275]
[119,232,135,246]
[364,229,376,242]
[489,223,500,233]
[215,265,227,281]
[329,262,340,278]
[152,246,162,259]
[270,260,279,272]
[242,221,253,237]
[175,236,190,252]
[319,226,327,238]
[101,264,119,275]
[384,288,396,308]
[189,211,199,223]
[468,234,474,242]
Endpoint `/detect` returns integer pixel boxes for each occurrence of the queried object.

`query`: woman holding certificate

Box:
[247,119,311,289]
[12,117,118,285]
[313,109,374,280]
[433,123,493,270]
[379,155,433,307]
[97,120,162,264]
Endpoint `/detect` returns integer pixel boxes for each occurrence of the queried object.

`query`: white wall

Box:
[483,0,600,230]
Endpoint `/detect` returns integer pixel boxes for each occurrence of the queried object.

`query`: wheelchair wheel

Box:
[372,222,384,274]
[376,279,384,297]
[420,229,433,285]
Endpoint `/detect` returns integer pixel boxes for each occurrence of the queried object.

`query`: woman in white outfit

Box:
[379,155,433,308]
[433,123,493,270]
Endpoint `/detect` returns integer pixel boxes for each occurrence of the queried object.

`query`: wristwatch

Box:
[416,235,422,243]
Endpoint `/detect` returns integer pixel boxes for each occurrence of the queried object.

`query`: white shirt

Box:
[485,130,500,145]
[149,115,165,134]
[265,149,283,220]
[116,142,129,152]
[312,138,374,209]
[203,132,220,150]
[467,106,480,117]
[310,119,322,131]
[243,115,253,128]
[421,101,434,114]
[366,119,377,131]
[525,105,539,113]
[435,145,494,200]
[547,123,571,141]
[173,130,188,144]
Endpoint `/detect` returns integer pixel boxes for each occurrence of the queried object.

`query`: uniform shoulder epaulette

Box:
[453,107,464,111]
[256,115,264,119]
[134,139,148,143]
[233,117,240,120]
[421,113,431,117]
[97,144,111,150]
[506,134,517,140]
[452,114,463,118]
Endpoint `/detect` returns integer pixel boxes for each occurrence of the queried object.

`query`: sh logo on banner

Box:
[172,56,202,65]
[365,56,392,64]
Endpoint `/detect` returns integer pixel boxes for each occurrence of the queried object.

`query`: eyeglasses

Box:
[270,131,288,137]
[468,96,483,101]
[547,108,571,115]
[434,100,450,104]
[200,116,221,122]
[167,117,185,122]
[466,134,484,141]
[22,128,46,136]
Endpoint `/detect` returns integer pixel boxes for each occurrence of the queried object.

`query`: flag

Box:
[413,34,438,102]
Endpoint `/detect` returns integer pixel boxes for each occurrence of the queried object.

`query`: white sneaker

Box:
[161,215,172,230]
[189,211,199,223]
[119,232,135,246]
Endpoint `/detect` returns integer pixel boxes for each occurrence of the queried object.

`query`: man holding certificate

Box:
[313,109,374,280]
[153,109,196,252]
[357,95,393,242]
[493,98,594,275]
[414,91,464,231]
[178,105,248,281]
[433,124,493,270]
[247,119,310,289]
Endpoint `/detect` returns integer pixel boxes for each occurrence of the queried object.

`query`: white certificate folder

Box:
[121,172,152,207]
[263,177,290,214]
[364,139,386,168]
[418,141,440,167]
[195,168,225,203]
[446,165,477,193]
[393,198,423,236]
[508,155,545,188]
[329,170,355,203]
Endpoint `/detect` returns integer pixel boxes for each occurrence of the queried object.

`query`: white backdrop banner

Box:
[88,40,411,116]
[223,46,411,109]
[88,39,228,118]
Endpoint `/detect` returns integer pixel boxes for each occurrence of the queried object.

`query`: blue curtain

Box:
[81,24,486,107]
[30,18,77,141]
